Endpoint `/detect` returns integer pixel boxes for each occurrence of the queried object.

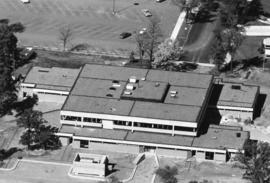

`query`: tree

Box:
[153,38,184,64]
[219,28,244,71]
[0,19,25,116]
[35,125,61,150]
[17,109,46,149]
[13,94,38,116]
[235,141,270,183]
[143,17,163,63]
[17,108,60,150]
[135,32,146,62]
[156,166,178,183]
[211,27,244,71]
[59,25,73,51]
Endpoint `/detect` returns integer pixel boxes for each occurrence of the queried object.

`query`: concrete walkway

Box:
[170,11,187,42]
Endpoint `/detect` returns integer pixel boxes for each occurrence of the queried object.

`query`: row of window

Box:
[78,140,223,160]
[61,115,102,123]
[83,117,102,123]
[61,115,195,132]
[113,120,194,132]
[37,91,68,96]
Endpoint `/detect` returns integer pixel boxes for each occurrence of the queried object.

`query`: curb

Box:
[20,159,71,166]
[0,159,20,171]
[121,165,138,183]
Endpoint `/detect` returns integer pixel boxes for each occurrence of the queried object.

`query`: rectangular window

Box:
[83,117,101,123]
[80,140,89,148]
[205,152,214,160]
[174,126,194,132]
[61,115,81,121]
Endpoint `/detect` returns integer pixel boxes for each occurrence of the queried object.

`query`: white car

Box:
[141,9,152,17]
[20,0,30,3]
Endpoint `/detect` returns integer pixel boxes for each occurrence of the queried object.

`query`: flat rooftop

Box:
[217,83,259,108]
[62,64,213,123]
[23,66,81,91]
[60,125,249,151]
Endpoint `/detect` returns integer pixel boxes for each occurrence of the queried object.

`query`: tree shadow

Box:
[219,60,241,73]
[12,94,38,117]
[0,147,22,161]
[240,56,264,70]
[194,10,217,23]
[239,0,265,24]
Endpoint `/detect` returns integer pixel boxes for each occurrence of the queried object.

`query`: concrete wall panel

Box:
[89,142,139,154]
[156,148,188,159]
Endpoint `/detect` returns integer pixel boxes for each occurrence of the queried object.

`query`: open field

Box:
[0,0,179,55]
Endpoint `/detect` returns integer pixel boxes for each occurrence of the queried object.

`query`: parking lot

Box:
[0,0,179,55]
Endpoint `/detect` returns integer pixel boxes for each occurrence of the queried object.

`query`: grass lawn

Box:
[156,157,246,183]
[262,0,270,11]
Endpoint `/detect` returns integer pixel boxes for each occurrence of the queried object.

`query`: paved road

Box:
[0,0,179,56]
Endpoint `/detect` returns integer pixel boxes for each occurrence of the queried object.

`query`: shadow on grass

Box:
[194,10,217,23]
[0,147,22,161]
[241,56,264,70]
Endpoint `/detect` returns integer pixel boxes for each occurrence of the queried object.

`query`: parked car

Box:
[141,9,152,17]
[119,32,132,39]
[20,0,30,3]
[156,0,165,2]
[20,47,35,60]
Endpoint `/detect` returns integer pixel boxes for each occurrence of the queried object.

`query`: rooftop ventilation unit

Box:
[236,132,241,138]
[110,107,116,112]
[170,90,178,95]
[112,83,121,87]
[155,82,160,87]
[129,76,137,83]
[124,91,132,95]
[231,85,241,90]
[170,93,177,98]
[126,84,135,90]
[141,77,146,81]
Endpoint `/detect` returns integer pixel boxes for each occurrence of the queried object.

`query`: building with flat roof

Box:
[21,64,255,162]
[60,64,214,137]
[55,64,252,162]
[19,66,81,103]
[209,80,260,120]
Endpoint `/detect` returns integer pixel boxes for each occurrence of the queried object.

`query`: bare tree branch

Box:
[59,25,73,51]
